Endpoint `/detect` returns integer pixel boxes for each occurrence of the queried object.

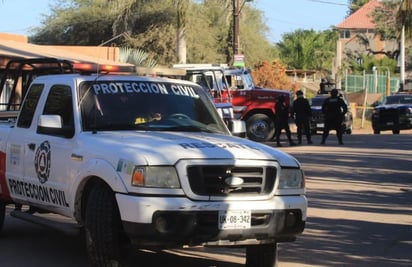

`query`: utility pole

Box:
[232,0,252,66]
[232,0,240,56]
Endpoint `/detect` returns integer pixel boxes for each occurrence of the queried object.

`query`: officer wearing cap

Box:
[291,90,312,145]
[320,88,348,145]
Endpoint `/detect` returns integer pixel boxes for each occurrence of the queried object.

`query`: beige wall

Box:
[49,46,120,62]
[0,32,120,62]
[0,33,28,43]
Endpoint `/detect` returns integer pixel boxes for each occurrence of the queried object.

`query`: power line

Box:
[306,0,349,6]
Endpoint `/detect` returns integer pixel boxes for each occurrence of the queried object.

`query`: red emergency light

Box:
[72,62,134,74]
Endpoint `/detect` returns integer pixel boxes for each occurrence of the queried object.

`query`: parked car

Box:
[309,90,353,135]
[372,91,412,134]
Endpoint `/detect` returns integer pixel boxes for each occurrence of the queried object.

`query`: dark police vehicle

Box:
[309,80,353,135]
[372,91,412,134]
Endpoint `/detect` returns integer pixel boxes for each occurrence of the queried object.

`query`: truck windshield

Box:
[79,80,229,134]
[383,95,412,105]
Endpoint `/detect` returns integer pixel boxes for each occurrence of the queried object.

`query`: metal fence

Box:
[342,73,400,96]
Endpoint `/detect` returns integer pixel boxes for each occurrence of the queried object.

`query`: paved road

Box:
[0,130,411,266]
[274,130,412,267]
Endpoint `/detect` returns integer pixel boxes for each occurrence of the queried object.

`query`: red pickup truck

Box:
[224,67,291,142]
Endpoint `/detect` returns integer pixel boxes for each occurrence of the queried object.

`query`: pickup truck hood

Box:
[80,131,299,167]
[375,104,412,109]
[253,86,290,97]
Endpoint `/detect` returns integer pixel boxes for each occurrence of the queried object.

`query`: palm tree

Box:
[176,0,187,64]
[398,0,412,37]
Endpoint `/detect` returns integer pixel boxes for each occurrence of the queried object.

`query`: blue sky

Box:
[0,0,349,43]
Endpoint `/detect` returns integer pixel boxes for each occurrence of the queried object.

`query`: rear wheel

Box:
[392,129,400,134]
[85,182,129,267]
[373,129,380,134]
[0,200,5,233]
[245,243,278,267]
[246,114,275,142]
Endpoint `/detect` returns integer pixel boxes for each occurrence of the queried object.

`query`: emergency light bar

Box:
[72,62,135,74]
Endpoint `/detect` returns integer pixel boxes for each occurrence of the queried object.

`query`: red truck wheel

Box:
[246,114,275,142]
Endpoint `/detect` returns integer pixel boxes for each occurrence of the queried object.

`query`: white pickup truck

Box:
[0,68,307,267]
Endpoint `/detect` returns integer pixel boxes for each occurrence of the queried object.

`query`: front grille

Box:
[187,165,276,196]
[311,111,324,122]
[378,108,399,123]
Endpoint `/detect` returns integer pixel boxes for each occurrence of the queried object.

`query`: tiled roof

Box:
[336,0,382,29]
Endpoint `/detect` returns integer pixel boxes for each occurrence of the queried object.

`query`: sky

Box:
[0,0,350,43]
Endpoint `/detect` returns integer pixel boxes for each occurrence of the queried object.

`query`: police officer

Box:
[320,88,348,145]
[292,90,312,145]
[274,95,295,147]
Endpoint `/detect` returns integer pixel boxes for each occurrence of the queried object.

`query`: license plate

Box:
[218,210,251,229]
[317,123,324,128]
[386,122,394,126]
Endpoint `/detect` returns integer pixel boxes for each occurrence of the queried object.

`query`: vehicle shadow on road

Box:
[1,208,244,267]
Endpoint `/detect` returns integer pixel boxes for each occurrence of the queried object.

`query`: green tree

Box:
[276,29,338,73]
[30,0,115,45]
[397,0,412,38]
[348,0,370,15]
[372,0,402,40]
[30,0,273,67]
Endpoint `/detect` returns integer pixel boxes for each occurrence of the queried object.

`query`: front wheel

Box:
[0,200,5,233]
[246,114,275,142]
[392,129,400,134]
[85,182,129,267]
[246,243,278,267]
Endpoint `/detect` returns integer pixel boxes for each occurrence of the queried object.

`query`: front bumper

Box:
[372,114,412,131]
[116,194,306,247]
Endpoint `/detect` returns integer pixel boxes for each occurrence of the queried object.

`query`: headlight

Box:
[131,166,180,188]
[278,168,305,189]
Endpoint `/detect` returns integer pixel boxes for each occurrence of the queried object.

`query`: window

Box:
[340,30,350,39]
[17,84,44,128]
[41,85,74,138]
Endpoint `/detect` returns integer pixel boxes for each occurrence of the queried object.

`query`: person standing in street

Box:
[320,88,348,145]
[274,95,295,147]
[291,90,313,145]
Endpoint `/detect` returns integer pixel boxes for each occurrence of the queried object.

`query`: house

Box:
[333,0,399,81]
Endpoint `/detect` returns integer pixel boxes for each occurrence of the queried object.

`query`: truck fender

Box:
[70,158,127,219]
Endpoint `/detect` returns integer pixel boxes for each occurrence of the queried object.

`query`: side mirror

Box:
[228,119,246,137]
[371,101,381,107]
[37,114,74,138]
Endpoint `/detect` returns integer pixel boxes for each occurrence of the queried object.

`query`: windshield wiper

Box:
[162,125,215,133]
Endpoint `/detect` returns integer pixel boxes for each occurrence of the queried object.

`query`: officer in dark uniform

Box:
[320,88,348,145]
[291,90,312,145]
[274,95,295,147]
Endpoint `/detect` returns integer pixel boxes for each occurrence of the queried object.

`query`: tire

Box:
[0,200,5,233]
[373,129,380,134]
[392,129,400,134]
[85,182,129,267]
[246,243,278,267]
[246,114,275,142]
